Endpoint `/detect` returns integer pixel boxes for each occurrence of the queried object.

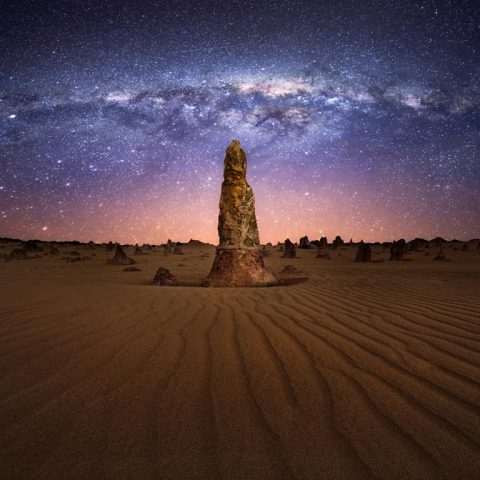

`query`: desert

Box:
[1,236,480,479]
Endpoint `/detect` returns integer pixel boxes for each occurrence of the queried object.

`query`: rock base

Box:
[203,248,277,287]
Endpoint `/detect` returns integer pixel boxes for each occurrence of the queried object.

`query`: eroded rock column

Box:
[203,140,277,287]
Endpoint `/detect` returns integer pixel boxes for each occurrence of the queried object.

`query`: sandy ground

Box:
[0,241,479,479]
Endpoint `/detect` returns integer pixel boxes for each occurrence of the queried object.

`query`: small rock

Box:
[299,236,310,249]
[355,242,372,262]
[280,265,299,274]
[107,244,136,265]
[389,239,407,261]
[152,267,178,286]
[316,250,331,260]
[332,235,343,250]
[282,239,296,258]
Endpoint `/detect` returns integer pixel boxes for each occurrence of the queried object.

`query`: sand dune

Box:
[0,242,479,479]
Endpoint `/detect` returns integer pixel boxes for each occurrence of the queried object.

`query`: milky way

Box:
[1,0,479,244]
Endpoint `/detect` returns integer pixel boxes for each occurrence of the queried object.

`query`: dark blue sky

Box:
[1,0,479,243]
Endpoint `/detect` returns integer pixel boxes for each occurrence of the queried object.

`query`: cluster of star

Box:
[0,0,478,243]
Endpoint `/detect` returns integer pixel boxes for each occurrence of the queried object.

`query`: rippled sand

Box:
[1,241,479,479]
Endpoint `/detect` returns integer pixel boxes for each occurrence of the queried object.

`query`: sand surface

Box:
[1,242,479,479]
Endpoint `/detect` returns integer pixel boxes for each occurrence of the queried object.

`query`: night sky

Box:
[1,0,479,244]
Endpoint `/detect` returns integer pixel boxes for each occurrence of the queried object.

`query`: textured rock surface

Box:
[152,267,178,286]
[389,239,407,261]
[355,242,372,262]
[107,244,136,265]
[204,140,277,287]
[282,239,296,258]
[332,235,344,250]
[299,236,310,249]
[319,236,328,249]
[281,265,299,274]
[407,238,427,252]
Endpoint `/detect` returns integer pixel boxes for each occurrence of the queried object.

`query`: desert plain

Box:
[0,239,479,479]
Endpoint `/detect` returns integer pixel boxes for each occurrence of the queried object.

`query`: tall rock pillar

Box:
[203,140,277,287]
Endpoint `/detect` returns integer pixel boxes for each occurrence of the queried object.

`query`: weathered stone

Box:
[430,237,446,248]
[332,235,343,250]
[282,239,296,258]
[107,244,136,265]
[407,237,427,252]
[153,267,179,286]
[355,242,372,262]
[389,239,407,261]
[299,236,310,249]
[204,140,277,287]
[134,244,144,255]
[319,236,328,249]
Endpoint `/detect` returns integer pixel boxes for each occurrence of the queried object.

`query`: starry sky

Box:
[1,0,479,244]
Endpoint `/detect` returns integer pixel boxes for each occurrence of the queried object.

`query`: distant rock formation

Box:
[107,244,136,265]
[282,239,297,258]
[332,235,343,250]
[106,241,115,251]
[153,267,178,286]
[24,240,43,252]
[203,140,277,287]
[430,237,446,248]
[173,245,184,255]
[134,244,144,255]
[407,238,427,252]
[319,236,328,249]
[355,242,372,262]
[188,239,207,246]
[299,236,310,249]
[389,239,407,261]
